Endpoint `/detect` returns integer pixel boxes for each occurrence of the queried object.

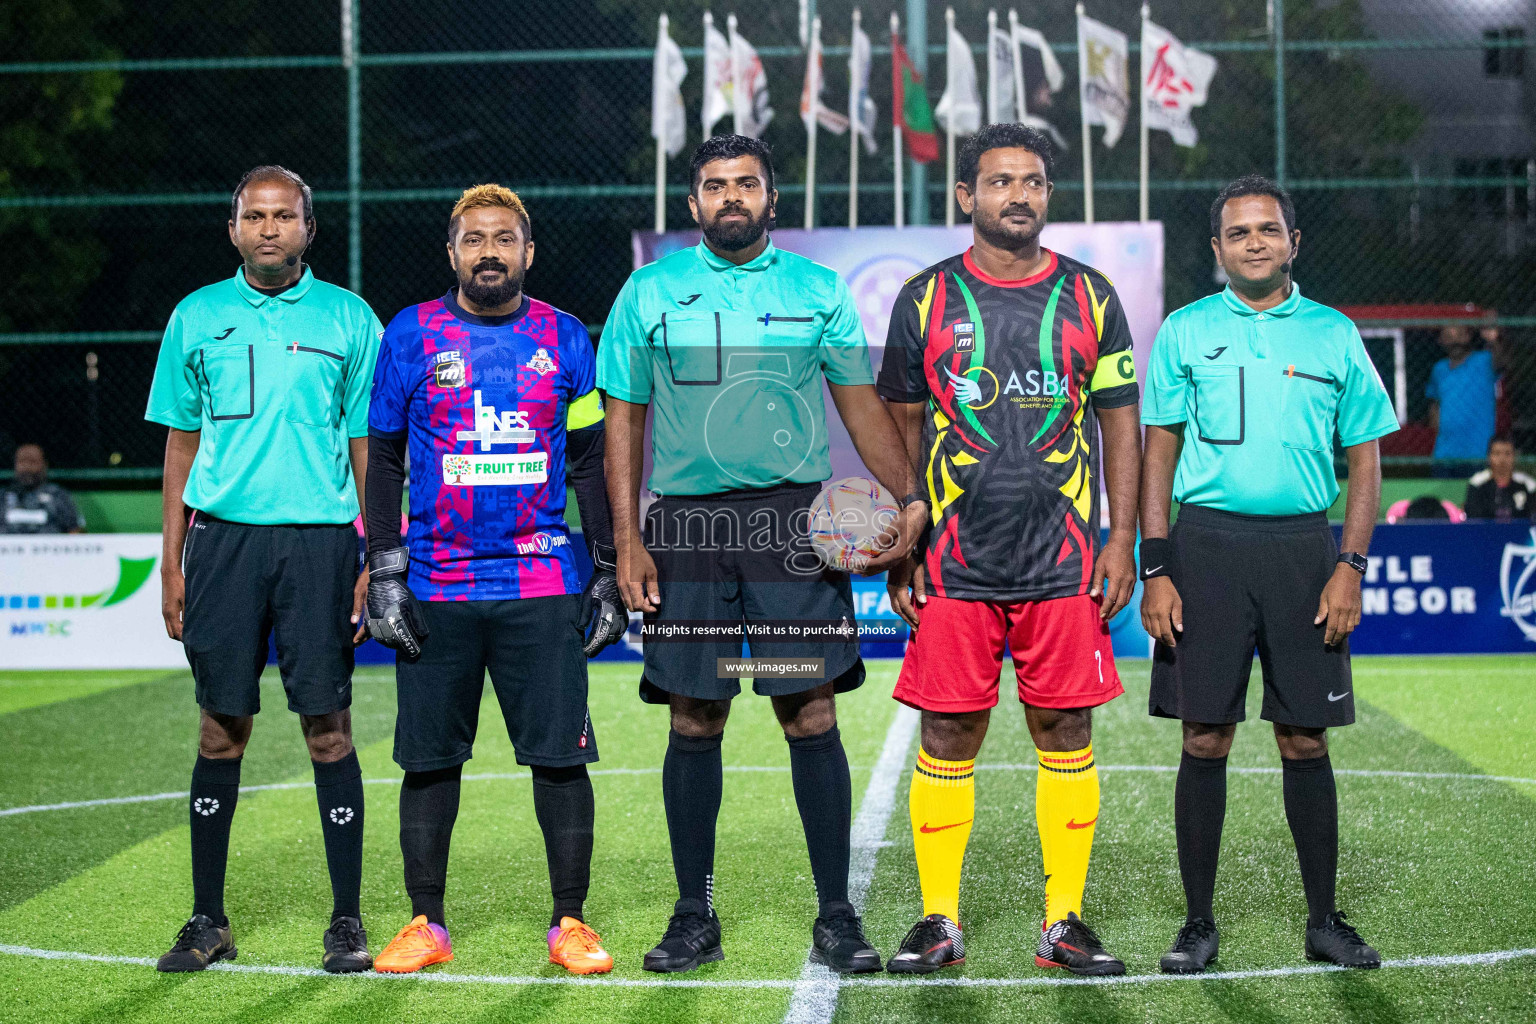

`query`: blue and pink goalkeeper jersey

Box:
[369,291,596,601]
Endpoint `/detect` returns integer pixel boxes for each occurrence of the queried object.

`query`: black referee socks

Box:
[400,765,462,926]
[1174,751,1227,923]
[531,763,595,928]
[787,725,853,914]
[663,729,724,913]
[313,751,365,922]
[189,754,242,922]
[1282,754,1339,928]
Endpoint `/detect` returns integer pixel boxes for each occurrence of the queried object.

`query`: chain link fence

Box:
[1,0,1531,478]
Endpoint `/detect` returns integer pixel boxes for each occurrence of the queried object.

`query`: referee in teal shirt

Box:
[144,166,380,975]
[1139,176,1398,974]
[600,135,923,974]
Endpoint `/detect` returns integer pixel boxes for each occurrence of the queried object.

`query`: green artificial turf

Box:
[0,656,1532,1024]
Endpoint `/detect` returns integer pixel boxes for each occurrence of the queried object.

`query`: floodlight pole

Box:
[343,0,361,294]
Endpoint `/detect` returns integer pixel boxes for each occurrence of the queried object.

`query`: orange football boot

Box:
[548,917,614,975]
[374,915,453,973]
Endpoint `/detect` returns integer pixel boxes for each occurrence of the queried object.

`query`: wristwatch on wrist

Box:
[1338,551,1368,575]
[897,491,927,510]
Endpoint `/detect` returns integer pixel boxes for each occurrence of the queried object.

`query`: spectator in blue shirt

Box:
[1426,325,1496,465]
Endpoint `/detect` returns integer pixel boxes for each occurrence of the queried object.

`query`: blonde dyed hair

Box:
[449,183,531,243]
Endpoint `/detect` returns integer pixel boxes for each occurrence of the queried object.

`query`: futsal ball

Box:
[809,477,900,572]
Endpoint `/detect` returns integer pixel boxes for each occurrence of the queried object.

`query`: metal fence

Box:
[1,0,1532,477]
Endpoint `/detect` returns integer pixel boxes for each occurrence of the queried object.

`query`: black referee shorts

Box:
[181,513,358,718]
[393,594,597,771]
[1149,504,1354,729]
[638,482,864,705]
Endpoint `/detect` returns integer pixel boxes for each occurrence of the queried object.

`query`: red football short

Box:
[893,594,1124,713]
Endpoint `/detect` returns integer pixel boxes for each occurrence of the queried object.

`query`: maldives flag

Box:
[891,34,939,164]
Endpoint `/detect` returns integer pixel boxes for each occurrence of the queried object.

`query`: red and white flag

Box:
[1142,19,1217,147]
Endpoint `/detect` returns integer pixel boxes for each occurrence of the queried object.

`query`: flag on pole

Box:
[988,16,1017,124]
[1076,9,1130,148]
[731,21,774,138]
[1013,19,1070,148]
[802,19,850,134]
[935,16,982,136]
[1013,23,1066,94]
[1142,18,1217,147]
[652,14,687,158]
[702,12,732,138]
[892,32,939,163]
[849,13,878,154]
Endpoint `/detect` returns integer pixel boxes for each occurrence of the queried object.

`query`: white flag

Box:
[849,17,878,154]
[1142,19,1217,147]
[1013,24,1065,94]
[1076,10,1130,148]
[731,26,774,138]
[652,16,688,157]
[802,20,850,134]
[988,23,1017,123]
[702,13,732,138]
[934,19,981,135]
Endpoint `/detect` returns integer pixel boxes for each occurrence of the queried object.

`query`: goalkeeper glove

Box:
[365,547,429,659]
[579,542,627,658]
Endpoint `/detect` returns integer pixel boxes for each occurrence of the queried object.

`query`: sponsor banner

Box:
[1343,522,1536,654]
[0,534,186,669]
[16,523,1522,670]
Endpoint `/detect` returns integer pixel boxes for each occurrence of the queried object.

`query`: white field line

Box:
[0,941,1530,990]
[782,704,920,1024]
[4,762,1532,820]
[0,766,785,818]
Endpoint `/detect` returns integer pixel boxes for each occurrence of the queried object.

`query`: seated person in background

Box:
[1464,437,1534,521]
[1384,497,1465,524]
[3,444,85,534]
[1426,325,1496,469]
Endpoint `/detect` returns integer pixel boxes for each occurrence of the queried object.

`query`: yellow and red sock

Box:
[1036,743,1099,926]
[909,748,975,923]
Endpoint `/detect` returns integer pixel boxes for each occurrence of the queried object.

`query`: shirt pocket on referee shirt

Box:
[1190,364,1245,445]
[1278,366,1338,452]
[661,311,723,385]
[758,313,821,387]
[283,343,346,428]
[198,343,256,421]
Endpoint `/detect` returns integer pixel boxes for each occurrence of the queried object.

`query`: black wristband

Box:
[898,490,927,510]
[1139,537,1174,580]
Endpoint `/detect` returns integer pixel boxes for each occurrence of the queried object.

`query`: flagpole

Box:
[655,13,668,234]
[944,7,957,228]
[987,9,997,124]
[1076,3,1094,224]
[892,11,904,229]
[1139,3,1150,222]
[728,13,743,135]
[805,16,820,230]
[850,8,861,229]
[1009,9,1026,121]
[703,11,715,140]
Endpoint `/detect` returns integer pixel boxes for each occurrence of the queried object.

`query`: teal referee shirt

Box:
[1142,284,1398,516]
[145,267,382,524]
[597,239,874,496]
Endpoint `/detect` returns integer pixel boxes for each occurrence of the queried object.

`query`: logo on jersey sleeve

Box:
[456,390,535,450]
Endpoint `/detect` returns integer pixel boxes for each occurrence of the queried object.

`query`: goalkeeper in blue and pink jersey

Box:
[363,184,624,976]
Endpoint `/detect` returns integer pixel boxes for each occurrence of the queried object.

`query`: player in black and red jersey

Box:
[877,124,1142,975]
